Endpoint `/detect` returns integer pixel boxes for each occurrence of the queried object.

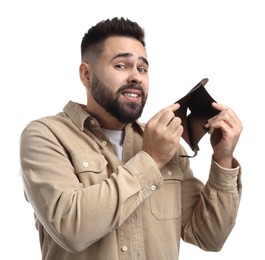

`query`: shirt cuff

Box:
[207,157,241,192]
[122,150,163,198]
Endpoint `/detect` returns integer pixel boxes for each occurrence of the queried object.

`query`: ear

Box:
[79,62,91,87]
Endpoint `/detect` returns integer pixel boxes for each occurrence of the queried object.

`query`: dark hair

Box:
[81,17,146,61]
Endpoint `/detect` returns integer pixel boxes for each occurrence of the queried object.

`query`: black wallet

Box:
[174,78,219,157]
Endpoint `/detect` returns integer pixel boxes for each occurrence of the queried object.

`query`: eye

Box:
[138,66,148,73]
[115,64,126,70]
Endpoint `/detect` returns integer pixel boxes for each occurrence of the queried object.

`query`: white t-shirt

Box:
[102,128,125,160]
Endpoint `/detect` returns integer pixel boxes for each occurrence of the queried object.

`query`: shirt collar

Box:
[63,101,92,131]
[63,100,145,133]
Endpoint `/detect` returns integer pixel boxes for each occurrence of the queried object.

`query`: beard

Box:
[90,73,147,123]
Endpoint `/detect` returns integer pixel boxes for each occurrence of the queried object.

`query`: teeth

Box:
[124,93,139,98]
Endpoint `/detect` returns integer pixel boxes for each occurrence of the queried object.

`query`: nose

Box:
[127,68,142,85]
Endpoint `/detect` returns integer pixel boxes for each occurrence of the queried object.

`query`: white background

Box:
[0,0,264,259]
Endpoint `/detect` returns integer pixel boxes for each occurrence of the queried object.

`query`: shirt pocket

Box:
[150,165,183,220]
[71,153,108,187]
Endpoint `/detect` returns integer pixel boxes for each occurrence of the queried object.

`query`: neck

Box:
[86,100,126,130]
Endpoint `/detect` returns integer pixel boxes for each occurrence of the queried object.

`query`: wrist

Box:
[213,155,233,169]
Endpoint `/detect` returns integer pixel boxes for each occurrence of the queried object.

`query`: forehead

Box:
[101,36,147,60]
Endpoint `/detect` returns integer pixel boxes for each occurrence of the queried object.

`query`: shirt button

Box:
[82,162,89,168]
[151,185,156,191]
[168,170,173,176]
[90,119,95,125]
[121,245,128,252]
[102,140,107,146]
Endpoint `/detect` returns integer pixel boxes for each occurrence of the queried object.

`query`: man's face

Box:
[90,36,149,123]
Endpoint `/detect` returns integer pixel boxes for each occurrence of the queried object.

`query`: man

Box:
[20,17,243,260]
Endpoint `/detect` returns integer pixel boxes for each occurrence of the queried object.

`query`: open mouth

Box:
[121,89,142,102]
[123,92,140,98]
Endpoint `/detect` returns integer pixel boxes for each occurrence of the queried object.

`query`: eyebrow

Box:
[111,52,149,66]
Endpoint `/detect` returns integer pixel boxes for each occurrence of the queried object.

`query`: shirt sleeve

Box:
[180,154,242,252]
[20,121,163,253]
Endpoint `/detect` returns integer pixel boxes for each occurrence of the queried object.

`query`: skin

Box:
[205,102,243,168]
[79,36,243,169]
[80,36,149,130]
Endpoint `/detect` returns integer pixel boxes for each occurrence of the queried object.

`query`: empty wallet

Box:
[174,78,220,157]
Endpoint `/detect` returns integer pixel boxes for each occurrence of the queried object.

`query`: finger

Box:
[207,102,237,123]
[167,116,182,131]
[151,103,180,125]
[173,102,181,111]
[211,102,229,111]
[152,103,179,119]
[208,120,229,135]
[207,114,241,138]
[207,107,240,130]
[161,103,180,113]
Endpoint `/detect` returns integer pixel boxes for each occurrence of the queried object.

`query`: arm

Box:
[20,122,163,253]
[181,156,242,251]
[181,103,243,251]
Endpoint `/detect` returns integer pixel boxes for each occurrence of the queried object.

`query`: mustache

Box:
[117,83,145,96]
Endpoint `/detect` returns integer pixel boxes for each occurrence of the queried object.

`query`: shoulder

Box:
[20,111,72,140]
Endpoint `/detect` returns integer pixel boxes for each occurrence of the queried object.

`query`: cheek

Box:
[143,78,149,95]
[104,71,127,88]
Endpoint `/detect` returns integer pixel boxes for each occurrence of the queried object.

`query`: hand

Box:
[143,103,183,169]
[205,102,243,168]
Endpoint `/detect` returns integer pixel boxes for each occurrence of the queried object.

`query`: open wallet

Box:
[174,78,220,158]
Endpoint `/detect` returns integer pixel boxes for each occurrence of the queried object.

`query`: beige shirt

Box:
[20,101,242,260]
